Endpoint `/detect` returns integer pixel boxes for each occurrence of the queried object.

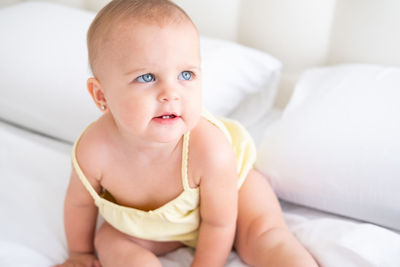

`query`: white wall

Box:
[328,0,400,66]
[0,0,109,10]
[0,0,84,9]
[236,0,336,107]
[0,0,21,7]
[172,0,241,41]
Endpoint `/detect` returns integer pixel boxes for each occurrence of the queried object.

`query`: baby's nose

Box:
[158,86,180,102]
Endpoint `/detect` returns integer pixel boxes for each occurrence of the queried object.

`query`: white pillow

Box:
[256,64,400,230]
[200,36,281,125]
[0,2,281,143]
[0,2,97,143]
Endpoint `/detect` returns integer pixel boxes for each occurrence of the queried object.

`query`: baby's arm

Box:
[54,161,101,266]
[190,130,239,267]
[64,168,99,253]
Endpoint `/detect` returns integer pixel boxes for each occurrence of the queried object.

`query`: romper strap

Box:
[71,126,101,201]
[201,109,232,144]
[181,132,191,190]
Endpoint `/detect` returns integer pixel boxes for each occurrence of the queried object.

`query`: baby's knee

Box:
[127,251,162,267]
[94,223,162,267]
[246,215,272,241]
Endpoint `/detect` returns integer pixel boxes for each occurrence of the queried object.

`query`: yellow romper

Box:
[72,110,256,247]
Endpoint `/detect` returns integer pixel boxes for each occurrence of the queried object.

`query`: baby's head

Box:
[87,0,198,77]
[86,0,202,142]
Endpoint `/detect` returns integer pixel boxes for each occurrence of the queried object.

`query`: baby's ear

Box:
[87,78,107,112]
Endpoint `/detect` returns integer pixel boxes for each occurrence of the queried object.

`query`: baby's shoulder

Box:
[189,117,236,171]
[74,120,110,181]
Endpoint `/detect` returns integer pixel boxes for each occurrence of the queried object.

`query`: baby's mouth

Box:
[153,113,181,121]
[157,114,177,119]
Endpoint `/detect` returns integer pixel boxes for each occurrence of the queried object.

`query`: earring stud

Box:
[100,105,106,111]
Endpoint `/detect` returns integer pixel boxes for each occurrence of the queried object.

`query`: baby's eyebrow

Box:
[124,67,147,76]
[178,64,200,71]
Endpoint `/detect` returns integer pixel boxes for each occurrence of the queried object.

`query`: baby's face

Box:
[96,19,202,143]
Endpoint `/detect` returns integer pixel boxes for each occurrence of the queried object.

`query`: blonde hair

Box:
[87,0,194,76]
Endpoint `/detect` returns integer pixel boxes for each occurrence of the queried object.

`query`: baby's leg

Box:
[234,170,317,267]
[95,222,183,267]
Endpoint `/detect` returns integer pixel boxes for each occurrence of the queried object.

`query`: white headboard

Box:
[2,0,400,108]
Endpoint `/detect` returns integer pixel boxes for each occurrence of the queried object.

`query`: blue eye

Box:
[136,73,155,83]
[178,71,193,81]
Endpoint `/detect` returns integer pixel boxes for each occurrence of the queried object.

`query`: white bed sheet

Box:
[1,118,400,267]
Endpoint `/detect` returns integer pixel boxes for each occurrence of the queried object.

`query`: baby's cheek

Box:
[188,109,202,130]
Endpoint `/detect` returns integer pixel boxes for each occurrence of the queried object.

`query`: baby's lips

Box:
[155,112,179,119]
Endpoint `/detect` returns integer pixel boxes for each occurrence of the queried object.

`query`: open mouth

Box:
[153,113,180,123]
[157,114,177,119]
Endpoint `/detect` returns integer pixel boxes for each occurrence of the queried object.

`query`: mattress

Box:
[1,116,399,267]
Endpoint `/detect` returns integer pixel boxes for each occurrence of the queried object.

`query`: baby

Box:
[55,0,318,266]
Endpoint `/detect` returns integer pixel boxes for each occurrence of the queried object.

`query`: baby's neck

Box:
[109,125,183,164]
[119,136,183,164]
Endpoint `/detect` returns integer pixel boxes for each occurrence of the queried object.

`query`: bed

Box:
[0,1,399,266]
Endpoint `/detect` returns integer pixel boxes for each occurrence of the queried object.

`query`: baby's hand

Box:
[53,252,101,267]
